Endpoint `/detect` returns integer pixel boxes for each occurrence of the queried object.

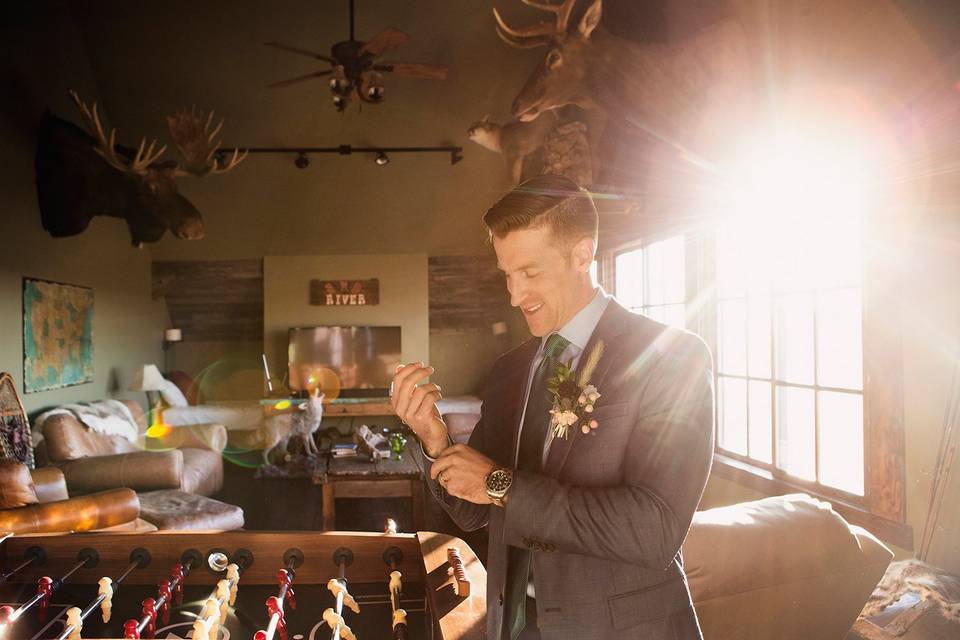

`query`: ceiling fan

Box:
[265,0,449,111]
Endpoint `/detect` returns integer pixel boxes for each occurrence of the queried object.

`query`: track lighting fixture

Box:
[374,151,390,166]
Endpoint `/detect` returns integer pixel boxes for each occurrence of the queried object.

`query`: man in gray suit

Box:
[391,174,714,639]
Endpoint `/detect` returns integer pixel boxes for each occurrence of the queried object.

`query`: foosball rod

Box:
[53,549,150,640]
[9,549,98,622]
[0,546,45,583]
[129,554,198,637]
[385,547,408,640]
[329,551,349,640]
[255,555,300,640]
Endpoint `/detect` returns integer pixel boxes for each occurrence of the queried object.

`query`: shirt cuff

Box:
[420,434,454,462]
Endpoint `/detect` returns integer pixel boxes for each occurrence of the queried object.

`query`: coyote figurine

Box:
[262,387,324,464]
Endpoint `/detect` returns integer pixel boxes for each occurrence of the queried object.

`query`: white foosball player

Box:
[216,579,230,623]
[226,563,240,606]
[201,597,220,640]
[327,578,360,613]
[97,577,113,623]
[65,606,82,640]
[322,608,357,640]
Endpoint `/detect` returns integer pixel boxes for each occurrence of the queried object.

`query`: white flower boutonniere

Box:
[546,341,604,439]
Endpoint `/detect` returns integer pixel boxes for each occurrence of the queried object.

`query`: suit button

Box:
[546,543,556,552]
[498,592,504,606]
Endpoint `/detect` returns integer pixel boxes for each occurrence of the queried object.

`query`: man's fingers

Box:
[430,454,456,480]
[390,362,422,410]
[393,366,434,417]
[407,384,441,422]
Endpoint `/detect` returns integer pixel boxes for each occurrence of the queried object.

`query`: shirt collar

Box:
[541,287,610,354]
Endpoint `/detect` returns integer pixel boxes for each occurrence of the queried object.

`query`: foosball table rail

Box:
[0,530,486,640]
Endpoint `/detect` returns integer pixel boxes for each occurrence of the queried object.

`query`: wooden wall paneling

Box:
[428,256,511,333]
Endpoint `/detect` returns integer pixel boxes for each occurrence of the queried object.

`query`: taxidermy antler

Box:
[35,91,248,247]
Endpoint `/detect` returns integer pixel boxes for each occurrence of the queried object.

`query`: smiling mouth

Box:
[523,302,544,316]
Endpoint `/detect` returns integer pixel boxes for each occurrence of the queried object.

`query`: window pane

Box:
[719,376,747,455]
[646,241,665,306]
[819,391,864,495]
[590,260,598,284]
[817,288,863,390]
[718,299,747,376]
[777,386,815,481]
[717,228,747,299]
[662,303,686,330]
[748,296,772,379]
[775,293,815,384]
[643,305,665,324]
[749,380,773,463]
[662,236,686,304]
[615,249,643,309]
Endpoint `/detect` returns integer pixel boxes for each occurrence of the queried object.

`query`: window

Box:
[613,235,686,328]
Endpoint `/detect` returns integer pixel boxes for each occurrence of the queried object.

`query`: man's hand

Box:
[390,362,449,457]
[430,444,498,504]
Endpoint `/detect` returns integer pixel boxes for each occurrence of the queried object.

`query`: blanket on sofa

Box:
[34,400,139,444]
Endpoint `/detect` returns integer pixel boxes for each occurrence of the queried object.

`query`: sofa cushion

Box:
[179,448,224,497]
[0,460,38,508]
[137,490,244,531]
[30,467,68,503]
[42,414,140,461]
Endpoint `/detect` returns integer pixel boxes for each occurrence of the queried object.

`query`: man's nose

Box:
[509,282,525,308]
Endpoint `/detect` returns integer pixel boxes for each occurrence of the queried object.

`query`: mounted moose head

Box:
[35,90,247,247]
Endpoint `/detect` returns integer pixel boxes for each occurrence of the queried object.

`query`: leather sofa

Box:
[35,400,227,497]
[0,459,143,534]
[683,493,893,640]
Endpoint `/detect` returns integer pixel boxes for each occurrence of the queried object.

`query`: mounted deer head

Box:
[34,91,247,247]
[494,0,603,122]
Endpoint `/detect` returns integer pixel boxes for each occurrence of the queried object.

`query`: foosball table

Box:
[0,530,485,640]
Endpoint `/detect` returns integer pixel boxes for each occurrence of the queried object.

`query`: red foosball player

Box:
[0,605,14,624]
[141,597,157,638]
[36,576,53,622]
[123,619,141,639]
[171,563,185,606]
[265,596,287,640]
[158,580,172,625]
[278,569,297,610]
[253,632,267,640]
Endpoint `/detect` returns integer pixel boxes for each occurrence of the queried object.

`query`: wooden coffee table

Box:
[313,453,425,531]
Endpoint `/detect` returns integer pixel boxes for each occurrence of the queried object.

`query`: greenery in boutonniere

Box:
[546,341,604,439]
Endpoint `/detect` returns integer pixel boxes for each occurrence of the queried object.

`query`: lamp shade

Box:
[164,328,182,342]
[129,364,166,391]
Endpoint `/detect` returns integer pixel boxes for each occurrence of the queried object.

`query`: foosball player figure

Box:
[0,605,15,625]
[37,576,54,622]
[278,569,297,609]
[98,577,114,623]
[201,598,220,640]
[322,609,357,640]
[141,597,158,638]
[226,563,240,606]
[157,580,172,625]
[65,606,82,640]
[266,595,287,640]
[123,619,140,639]
[216,579,230,624]
[171,563,186,606]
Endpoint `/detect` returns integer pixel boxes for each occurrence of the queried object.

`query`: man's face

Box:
[493,225,592,337]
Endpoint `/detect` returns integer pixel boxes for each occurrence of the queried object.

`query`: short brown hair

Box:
[483,174,598,248]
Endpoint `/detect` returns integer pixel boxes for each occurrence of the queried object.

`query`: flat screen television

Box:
[287,325,401,397]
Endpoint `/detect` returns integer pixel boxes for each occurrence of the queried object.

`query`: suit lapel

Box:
[543,301,631,477]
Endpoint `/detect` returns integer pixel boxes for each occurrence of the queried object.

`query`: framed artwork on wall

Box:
[22,277,94,393]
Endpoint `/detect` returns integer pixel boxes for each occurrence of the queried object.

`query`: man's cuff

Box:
[420,434,454,461]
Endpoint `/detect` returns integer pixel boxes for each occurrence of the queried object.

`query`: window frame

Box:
[603,231,911,548]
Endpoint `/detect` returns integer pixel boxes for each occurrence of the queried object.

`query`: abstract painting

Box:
[22,278,94,392]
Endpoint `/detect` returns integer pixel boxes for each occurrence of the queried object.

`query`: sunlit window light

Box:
[714,125,868,496]
[615,235,686,329]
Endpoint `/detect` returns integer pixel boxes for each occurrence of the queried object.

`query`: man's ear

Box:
[571,236,596,272]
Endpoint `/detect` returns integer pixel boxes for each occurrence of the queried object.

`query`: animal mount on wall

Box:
[467,109,595,186]
[35,90,248,247]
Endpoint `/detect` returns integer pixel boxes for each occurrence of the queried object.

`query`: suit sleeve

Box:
[413,394,493,533]
[501,333,715,569]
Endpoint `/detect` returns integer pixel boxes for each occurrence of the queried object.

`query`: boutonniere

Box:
[547,341,604,439]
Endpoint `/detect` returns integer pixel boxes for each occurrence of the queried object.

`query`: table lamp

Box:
[129,364,166,414]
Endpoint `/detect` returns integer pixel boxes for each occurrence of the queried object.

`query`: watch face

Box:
[487,469,512,493]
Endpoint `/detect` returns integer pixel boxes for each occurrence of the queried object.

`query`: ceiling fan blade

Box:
[359,27,409,57]
[375,62,449,80]
[263,41,335,64]
[266,70,333,88]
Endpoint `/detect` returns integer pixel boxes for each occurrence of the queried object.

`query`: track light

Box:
[294,152,309,169]
[374,151,390,166]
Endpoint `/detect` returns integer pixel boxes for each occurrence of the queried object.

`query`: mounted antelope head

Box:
[34,91,247,247]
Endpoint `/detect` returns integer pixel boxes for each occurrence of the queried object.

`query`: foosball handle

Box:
[447,547,470,597]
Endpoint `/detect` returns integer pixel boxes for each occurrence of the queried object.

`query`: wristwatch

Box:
[484,468,514,507]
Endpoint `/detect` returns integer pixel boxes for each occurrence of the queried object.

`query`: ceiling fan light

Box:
[375,151,390,166]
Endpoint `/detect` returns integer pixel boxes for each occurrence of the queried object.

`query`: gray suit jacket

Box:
[415,301,715,639]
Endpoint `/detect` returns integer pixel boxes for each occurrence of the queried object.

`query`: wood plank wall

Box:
[428,256,511,332]
[152,260,263,342]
